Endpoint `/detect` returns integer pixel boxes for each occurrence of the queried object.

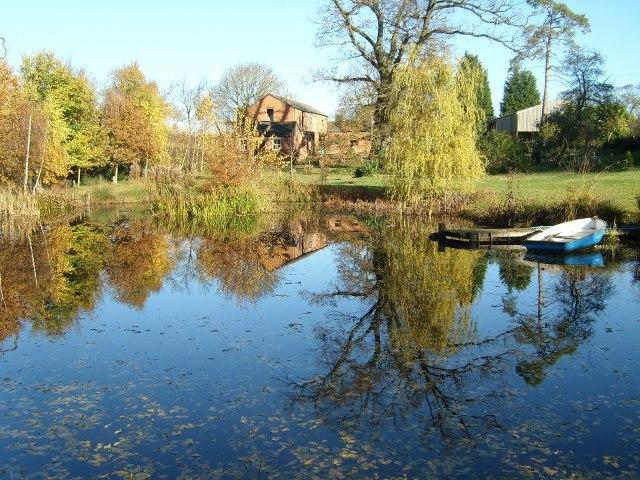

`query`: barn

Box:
[489,100,563,137]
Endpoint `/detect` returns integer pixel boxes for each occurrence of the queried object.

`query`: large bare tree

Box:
[317,0,526,149]
[213,62,284,124]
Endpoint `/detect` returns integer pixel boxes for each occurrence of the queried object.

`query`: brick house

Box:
[248,94,328,159]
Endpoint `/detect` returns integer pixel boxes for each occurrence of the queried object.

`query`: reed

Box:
[0,190,40,238]
[151,184,260,231]
[465,185,630,227]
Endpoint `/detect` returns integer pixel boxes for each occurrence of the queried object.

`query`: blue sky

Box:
[1,0,639,117]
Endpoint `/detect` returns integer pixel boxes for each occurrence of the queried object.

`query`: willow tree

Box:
[385,56,485,202]
[317,0,525,152]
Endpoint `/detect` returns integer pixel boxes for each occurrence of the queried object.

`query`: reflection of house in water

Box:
[257,221,329,273]
[255,216,369,272]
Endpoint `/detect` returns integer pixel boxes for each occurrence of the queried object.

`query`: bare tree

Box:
[617,83,640,117]
[213,62,284,124]
[317,0,526,151]
[172,78,208,172]
[520,0,589,121]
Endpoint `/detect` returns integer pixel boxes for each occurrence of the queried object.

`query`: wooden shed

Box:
[489,100,563,137]
[248,94,328,159]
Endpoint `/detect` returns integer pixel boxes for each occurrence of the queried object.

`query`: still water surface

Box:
[0,211,639,479]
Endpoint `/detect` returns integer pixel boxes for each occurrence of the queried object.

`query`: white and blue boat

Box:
[524,217,607,253]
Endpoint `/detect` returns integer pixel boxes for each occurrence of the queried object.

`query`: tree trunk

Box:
[23,112,33,194]
[371,78,392,162]
[113,164,119,184]
[541,29,553,124]
[77,167,81,187]
[144,154,149,179]
[0,272,5,308]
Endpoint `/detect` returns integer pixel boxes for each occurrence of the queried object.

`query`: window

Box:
[267,108,274,122]
[273,137,282,151]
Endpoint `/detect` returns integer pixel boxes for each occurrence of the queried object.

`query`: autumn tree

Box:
[521,0,590,121]
[0,59,67,191]
[21,52,104,187]
[0,60,30,188]
[213,62,284,123]
[194,92,218,172]
[317,0,525,151]
[102,64,169,182]
[499,65,541,115]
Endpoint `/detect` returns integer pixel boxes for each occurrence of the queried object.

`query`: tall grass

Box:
[0,190,40,237]
[152,184,260,231]
[465,183,630,227]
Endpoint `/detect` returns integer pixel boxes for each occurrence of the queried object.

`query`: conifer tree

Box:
[500,67,541,116]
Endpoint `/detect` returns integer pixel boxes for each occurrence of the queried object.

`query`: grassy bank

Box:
[2,168,637,236]
[295,167,640,211]
[294,166,640,224]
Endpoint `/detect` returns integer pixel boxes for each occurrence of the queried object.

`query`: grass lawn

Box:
[294,167,640,211]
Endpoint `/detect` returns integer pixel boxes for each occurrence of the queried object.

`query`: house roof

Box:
[270,95,328,117]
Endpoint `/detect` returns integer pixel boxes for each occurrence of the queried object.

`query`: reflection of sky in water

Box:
[0,228,639,478]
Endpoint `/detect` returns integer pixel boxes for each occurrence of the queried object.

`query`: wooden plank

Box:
[439,227,539,244]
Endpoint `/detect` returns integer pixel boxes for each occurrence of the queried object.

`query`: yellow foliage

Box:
[385,54,485,202]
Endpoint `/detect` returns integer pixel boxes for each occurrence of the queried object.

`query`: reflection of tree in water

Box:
[290,222,507,443]
[194,216,327,304]
[511,267,614,385]
[0,223,109,341]
[494,251,533,292]
[197,236,280,302]
[105,221,175,309]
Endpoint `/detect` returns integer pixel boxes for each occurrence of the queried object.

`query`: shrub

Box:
[478,130,533,174]
[624,151,635,170]
[354,158,379,178]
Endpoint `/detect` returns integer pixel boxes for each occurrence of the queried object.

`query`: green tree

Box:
[317,0,526,154]
[21,52,104,186]
[460,53,494,124]
[541,50,630,168]
[500,66,541,116]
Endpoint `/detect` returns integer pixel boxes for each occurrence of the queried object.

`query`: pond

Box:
[0,210,639,479]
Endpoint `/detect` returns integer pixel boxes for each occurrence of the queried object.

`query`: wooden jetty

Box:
[435,223,640,247]
[436,223,540,246]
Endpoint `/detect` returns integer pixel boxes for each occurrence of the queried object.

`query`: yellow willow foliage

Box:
[385,55,485,202]
[377,222,482,359]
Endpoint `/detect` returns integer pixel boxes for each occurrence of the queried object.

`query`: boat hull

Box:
[525,229,605,253]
